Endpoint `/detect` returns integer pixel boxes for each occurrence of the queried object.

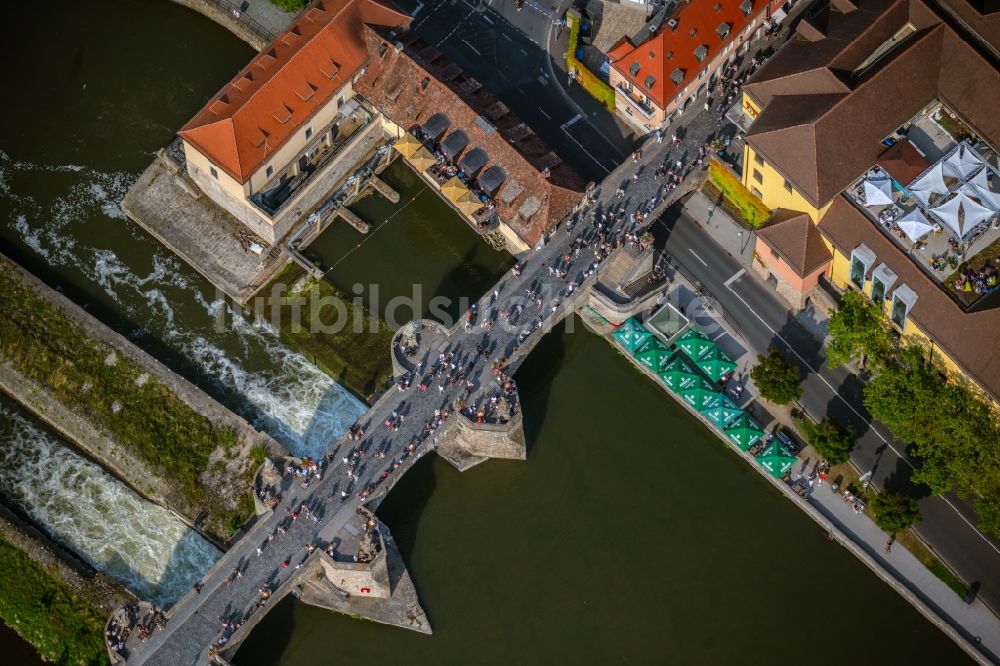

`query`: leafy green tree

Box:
[751,347,802,405]
[864,346,1000,537]
[801,416,855,465]
[871,491,921,534]
[825,290,894,368]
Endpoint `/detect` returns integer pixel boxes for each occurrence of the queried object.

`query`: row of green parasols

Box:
[613,318,794,478]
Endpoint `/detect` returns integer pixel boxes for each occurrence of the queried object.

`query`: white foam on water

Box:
[2,155,367,460]
[0,403,221,605]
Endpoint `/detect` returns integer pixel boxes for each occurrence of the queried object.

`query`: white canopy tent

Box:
[863,174,894,206]
[907,162,950,206]
[929,190,995,239]
[969,168,1000,210]
[896,208,935,242]
[943,144,986,181]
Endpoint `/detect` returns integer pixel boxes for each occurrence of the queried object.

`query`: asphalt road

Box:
[395,0,630,182]
[654,205,1000,615]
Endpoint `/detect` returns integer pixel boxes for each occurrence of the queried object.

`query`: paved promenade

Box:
[806,480,1000,662]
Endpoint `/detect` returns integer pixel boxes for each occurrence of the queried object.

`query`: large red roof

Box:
[179,0,410,184]
[609,0,762,109]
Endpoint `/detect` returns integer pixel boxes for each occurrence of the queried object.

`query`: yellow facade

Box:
[741,143,831,222]
[827,245,974,390]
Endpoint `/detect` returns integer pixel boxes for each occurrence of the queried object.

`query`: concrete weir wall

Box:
[0,254,287,543]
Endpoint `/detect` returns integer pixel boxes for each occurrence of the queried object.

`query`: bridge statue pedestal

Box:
[290,518,431,636]
[437,409,526,472]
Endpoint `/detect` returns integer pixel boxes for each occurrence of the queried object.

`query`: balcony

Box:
[250,98,375,217]
[616,83,656,119]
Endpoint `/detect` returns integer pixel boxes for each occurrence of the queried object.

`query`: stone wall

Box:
[451,412,527,461]
[0,255,287,544]
[317,552,390,599]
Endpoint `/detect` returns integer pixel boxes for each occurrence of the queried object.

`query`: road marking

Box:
[688,249,708,266]
[560,113,582,130]
[722,280,1000,557]
[560,127,611,174]
[723,268,745,287]
[502,33,513,41]
[520,48,528,56]
[462,39,482,56]
[482,14,493,23]
[538,108,551,119]
[411,2,424,15]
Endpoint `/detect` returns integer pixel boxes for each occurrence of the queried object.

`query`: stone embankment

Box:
[0,254,287,544]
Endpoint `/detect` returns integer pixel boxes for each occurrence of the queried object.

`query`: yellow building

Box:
[731,0,1000,405]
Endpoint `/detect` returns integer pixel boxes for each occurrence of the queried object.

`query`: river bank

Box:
[0,253,286,543]
[0,499,129,664]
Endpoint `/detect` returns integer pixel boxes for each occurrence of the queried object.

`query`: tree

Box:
[825,290,894,368]
[751,347,802,405]
[801,416,855,465]
[871,491,921,534]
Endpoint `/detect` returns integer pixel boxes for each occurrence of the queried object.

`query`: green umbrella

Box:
[657,356,701,392]
[755,440,797,479]
[678,378,718,410]
[695,346,737,382]
[611,317,652,353]
[700,393,742,429]
[724,413,765,451]
[634,338,671,372]
[674,327,717,361]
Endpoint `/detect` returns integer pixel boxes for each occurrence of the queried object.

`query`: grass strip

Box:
[0,257,232,505]
[0,537,106,665]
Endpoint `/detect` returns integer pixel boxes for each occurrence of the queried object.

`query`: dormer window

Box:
[694,44,709,62]
[716,22,731,40]
[648,50,656,59]
[644,75,656,88]
[890,284,918,330]
[740,0,754,16]
[671,68,685,85]
[630,61,641,76]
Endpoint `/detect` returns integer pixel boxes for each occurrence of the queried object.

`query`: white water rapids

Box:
[0,401,220,605]
[0,152,367,602]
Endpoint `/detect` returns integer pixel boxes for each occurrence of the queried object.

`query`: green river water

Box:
[0,0,968,663]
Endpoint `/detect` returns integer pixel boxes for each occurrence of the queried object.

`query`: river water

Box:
[0,0,971,663]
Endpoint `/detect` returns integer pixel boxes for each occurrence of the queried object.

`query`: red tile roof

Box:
[608,0,762,109]
[179,0,411,184]
[356,27,585,247]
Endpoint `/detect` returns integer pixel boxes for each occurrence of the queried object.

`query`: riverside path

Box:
[120,114,716,666]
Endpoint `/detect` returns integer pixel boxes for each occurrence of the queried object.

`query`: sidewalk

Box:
[807,478,1000,663]
[681,189,756,267]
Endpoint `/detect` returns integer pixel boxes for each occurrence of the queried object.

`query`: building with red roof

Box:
[178,0,412,243]
[607,0,768,130]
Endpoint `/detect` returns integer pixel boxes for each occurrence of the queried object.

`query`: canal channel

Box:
[0,0,970,662]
